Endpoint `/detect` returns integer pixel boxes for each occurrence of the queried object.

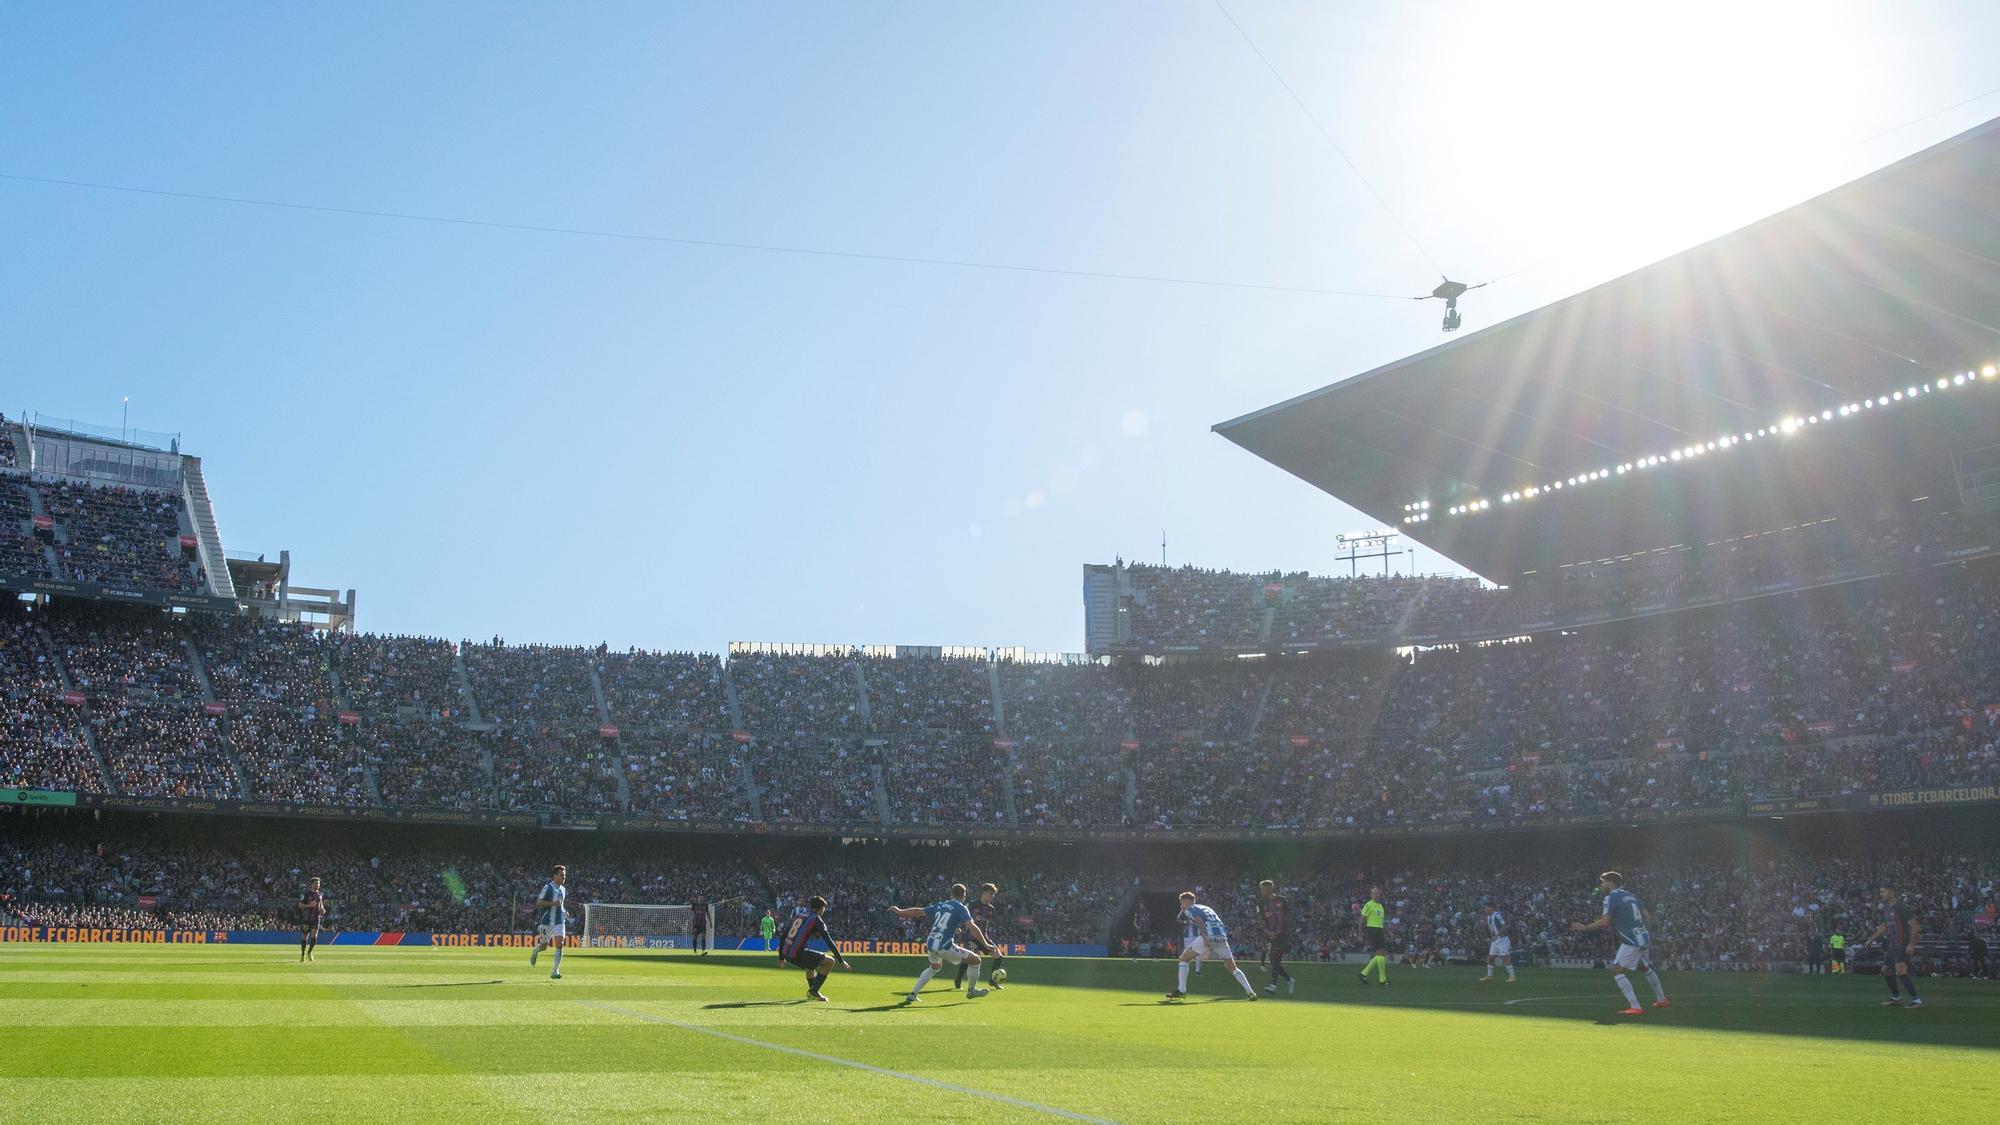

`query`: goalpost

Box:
[581,902,718,950]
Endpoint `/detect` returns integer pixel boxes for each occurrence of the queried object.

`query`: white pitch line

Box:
[579,999,1116,1124]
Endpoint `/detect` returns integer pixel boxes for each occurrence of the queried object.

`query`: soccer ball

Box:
[990,968,1007,984]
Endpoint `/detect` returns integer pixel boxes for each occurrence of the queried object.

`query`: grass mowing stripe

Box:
[580,998,1118,1124]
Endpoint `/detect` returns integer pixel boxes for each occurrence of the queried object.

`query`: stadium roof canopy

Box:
[1215,116,2000,583]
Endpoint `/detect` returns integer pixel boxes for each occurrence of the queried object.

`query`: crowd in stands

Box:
[1011,741,1127,828]
[363,720,491,809]
[752,737,880,825]
[621,734,748,821]
[6,814,1996,970]
[0,415,16,469]
[325,632,459,718]
[599,650,729,731]
[491,728,622,814]
[463,640,601,727]
[1127,660,1263,741]
[231,705,371,805]
[0,554,1996,835]
[0,478,48,578]
[1138,842,2000,971]
[998,661,1129,744]
[1117,508,1990,649]
[0,818,1135,943]
[731,653,865,735]
[880,737,1009,827]
[862,654,995,735]
[45,603,201,700]
[39,480,199,591]
[193,616,333,707]
[92,703,238,800]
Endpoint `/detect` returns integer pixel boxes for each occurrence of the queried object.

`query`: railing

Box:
[31,414,180,453]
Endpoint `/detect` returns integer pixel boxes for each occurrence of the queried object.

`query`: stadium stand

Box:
[0,477,52,579]
[3,557,1998,832]
[362,719,492,809]
[730,652,866,735]
[462,641,602,727]
[620,733,749,821]
[598,649,728,731]
[860,653,995,736]
[490,727,622,814]
[324,632,459,718]
[38,480,199,591]
[4,813,1996,969]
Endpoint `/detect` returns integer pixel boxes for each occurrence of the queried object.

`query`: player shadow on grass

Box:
[387,979,506,988]
[702,999,808,1009]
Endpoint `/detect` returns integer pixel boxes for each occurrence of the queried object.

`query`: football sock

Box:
[1483,966,1493,978]
[1613,973,1639,1007]
[1900,974,1919,1000]
[1230,967,1254,995]
[1177,961,1190,991]
[966,963,982,989]
[1506,964,1516,980]
[1642,968,1664,1000]
[1885,974,1901,997]
[913,966,938,992]
[551,946,563,973]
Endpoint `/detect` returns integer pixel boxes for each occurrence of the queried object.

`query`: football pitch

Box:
[1,945,1994,1123]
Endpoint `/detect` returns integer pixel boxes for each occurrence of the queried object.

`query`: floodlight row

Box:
[1404,364,2000,522]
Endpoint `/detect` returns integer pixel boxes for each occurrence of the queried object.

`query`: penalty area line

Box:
[578,999,1116,1124]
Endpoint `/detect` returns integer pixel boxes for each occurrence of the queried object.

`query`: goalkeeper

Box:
[779,896,853,1002]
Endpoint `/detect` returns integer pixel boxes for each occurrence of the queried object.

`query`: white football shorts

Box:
[927,943,971,966]
[1488,937,1512,958]
[1613,942,1649,971]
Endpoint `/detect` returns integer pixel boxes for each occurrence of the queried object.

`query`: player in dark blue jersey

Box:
[298,877,327,963]
[1258,880,1295,995]
[779,896,853,1001]
[1864,886,1923,1008]
[891,883,993,1003]
[1571,871,1668,1015]
[953,883,1006,991]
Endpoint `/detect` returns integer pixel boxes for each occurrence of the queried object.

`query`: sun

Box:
[1421,0,1891,280]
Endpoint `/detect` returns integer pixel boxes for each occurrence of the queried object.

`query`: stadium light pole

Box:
[1334,531,1405,576]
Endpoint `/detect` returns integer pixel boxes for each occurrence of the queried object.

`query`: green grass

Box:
[1,945,1994,1122]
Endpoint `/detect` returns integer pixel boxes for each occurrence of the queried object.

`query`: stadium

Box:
[6,14,2000,1124]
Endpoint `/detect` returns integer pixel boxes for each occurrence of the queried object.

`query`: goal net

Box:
[581,902,717,950]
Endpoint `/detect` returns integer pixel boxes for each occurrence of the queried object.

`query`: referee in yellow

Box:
[1357,886,1390,986]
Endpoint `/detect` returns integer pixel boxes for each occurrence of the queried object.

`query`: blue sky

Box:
[4,2,1997,653]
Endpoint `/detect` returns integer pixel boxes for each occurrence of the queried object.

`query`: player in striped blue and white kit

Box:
[1572,871,1668,1015]
[891,884,993,1003]
[530,864,569,980]
[1167,892,1257,1000]
[1479,901,1516,982]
